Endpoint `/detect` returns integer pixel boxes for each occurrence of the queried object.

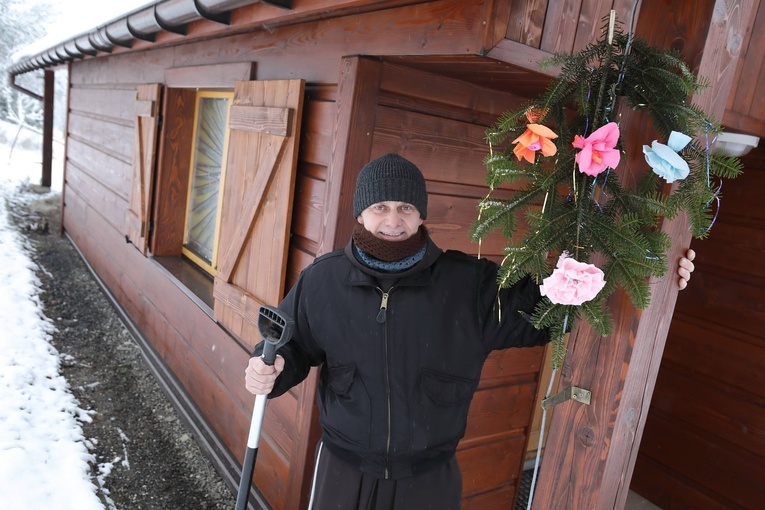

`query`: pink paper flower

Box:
[572,122,621,176]
[540,253,606,306]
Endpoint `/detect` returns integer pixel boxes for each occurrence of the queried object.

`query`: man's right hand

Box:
[245,354,285,395]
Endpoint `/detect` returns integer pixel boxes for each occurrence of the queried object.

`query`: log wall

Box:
[631,146,765,509]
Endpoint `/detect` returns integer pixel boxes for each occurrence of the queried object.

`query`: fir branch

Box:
[580,299,613,336]
[709,152,744,179]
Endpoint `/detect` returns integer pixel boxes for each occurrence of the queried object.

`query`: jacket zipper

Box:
[376,287,392,479]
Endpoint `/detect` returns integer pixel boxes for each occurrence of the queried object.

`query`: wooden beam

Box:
[318,56,382,255]
[42,70,54,188]
[530,1,755,509]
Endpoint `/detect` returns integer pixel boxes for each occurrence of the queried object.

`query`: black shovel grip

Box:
[258,305,294,366]
[261,342,279,366]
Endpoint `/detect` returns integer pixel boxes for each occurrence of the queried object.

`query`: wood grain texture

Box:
[531,1,755,509]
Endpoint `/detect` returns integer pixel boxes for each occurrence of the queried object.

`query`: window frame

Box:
[180,89,234,276]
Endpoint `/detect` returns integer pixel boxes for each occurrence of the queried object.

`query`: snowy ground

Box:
[0,123,105,508]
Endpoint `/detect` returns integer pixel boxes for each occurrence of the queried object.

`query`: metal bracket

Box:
[541,386,591,410]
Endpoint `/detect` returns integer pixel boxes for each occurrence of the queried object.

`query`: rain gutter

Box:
[7,0,293,100]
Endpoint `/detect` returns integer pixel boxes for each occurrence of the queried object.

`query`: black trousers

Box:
[307,443,462,510]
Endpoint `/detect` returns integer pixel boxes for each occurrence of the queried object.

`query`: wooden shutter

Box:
[125,83,162,254]
[213,79,305,345]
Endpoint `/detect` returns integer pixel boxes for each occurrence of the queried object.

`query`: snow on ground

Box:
[0,123,105,509]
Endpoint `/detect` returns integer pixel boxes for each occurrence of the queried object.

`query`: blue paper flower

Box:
[643,131,692,183]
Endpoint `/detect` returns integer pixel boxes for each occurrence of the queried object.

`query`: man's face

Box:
[357,201,423,241]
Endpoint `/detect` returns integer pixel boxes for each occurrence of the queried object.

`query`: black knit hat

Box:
[353,153,428,219]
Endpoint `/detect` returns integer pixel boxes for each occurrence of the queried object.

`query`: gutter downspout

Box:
[7,71,43,101]
[7,69,54,187]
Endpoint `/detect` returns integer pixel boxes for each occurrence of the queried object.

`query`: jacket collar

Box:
[344,237,442,288]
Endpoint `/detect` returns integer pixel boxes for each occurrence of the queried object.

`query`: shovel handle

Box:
[261,341,279,366]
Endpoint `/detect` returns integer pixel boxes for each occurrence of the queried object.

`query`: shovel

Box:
[235,305,294,510]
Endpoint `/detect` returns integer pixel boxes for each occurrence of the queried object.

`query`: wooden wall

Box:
[59,2,547,508]
[370,60,547,508]
[631,145,765,509]
[724,0,765,138]
[57,0,765,508]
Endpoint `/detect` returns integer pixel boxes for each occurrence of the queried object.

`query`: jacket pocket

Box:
[411,369,479,451]
[319,363,371,448]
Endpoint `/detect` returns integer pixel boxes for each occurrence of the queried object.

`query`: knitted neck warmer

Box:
[352,223,429,262]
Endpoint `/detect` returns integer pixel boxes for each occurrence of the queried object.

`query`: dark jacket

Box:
[260,240,550,480]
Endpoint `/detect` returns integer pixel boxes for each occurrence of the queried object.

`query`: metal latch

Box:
[541,386,591,410]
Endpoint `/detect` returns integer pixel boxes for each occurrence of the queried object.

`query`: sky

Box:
[1,3,150,507]
[15,0,152,60]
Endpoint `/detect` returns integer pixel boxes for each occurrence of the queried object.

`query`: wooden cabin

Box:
[9,1,764,508]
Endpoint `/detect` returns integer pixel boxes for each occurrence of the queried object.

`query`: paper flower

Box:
[572,122,621,176]
[512,124,558,164]
[540,253,607,306]
[643,131,692,182]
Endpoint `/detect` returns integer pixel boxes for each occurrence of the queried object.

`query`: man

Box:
[245,153,695,509]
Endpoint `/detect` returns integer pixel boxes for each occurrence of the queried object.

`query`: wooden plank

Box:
[725,0,765,115]
[427,193,514,257]
[216,132,287,280]
[378,62,528,126]
[164,61,256,88]
[672,271,764,337]
[661,318,765,397]
[213,282,265,345]
[299,100,334,167]
[151,87,195,257]
[66,137,132,200]
[372,106,492,188]
[68,87,137,121]
[462,381,538,442]
[540,0,583,54]
[639,413,765,508]
[69,0,487,87]
[213,78,307,510]
[691,221,765,280]
[529,2,757,509]
[66,183,297,508]
[292,173,325,246]
[458,435,524,498]
[65,163,129,232]
[125,84,162,254]
[462,485,515,510]
[320,56,382,255]
[228,104,292,136]
[134,99,155,117]
[486,39,559,77]
[571,0,612,53]
[650,367,765,458]
[722,108,765,138]
[67,113,133,161]
[480,346,545,385]
[505,0,549,48]
[632,455,734,510]
[479,0,511,52]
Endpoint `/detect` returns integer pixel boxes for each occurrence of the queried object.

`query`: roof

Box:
[9,0,293,76]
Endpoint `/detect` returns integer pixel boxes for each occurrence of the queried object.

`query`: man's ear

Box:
[357,216,364,224]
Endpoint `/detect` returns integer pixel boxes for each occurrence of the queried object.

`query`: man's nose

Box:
[384,210,402,226]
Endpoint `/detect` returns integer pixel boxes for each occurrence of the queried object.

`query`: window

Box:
[182,91,233,275]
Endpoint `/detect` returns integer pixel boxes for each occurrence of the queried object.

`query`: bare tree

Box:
[1,0,51,127]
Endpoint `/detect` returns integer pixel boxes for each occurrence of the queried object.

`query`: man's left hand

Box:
[677,249,696,290]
